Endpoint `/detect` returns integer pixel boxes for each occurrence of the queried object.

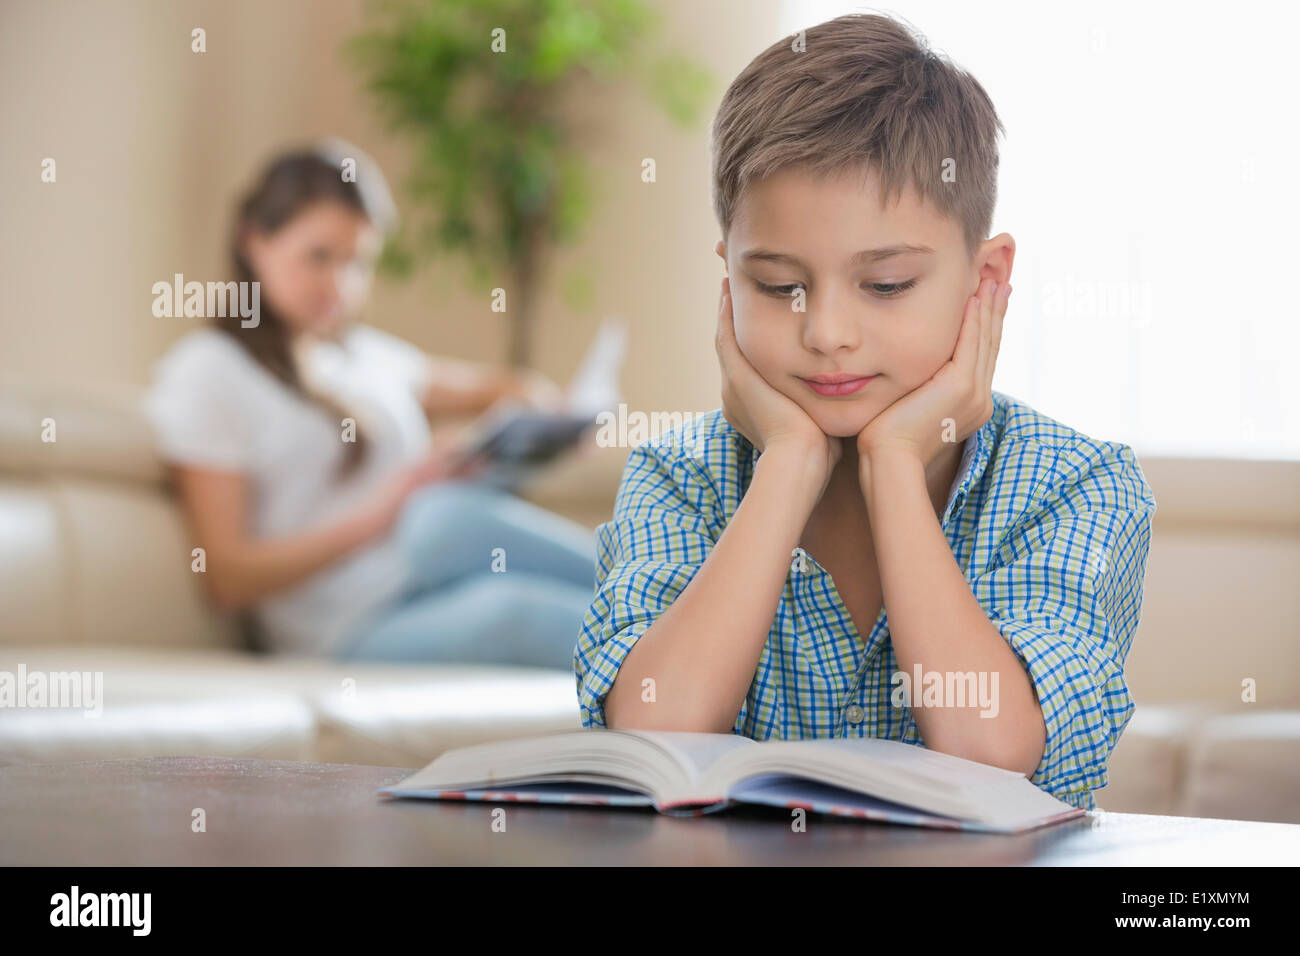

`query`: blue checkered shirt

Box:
[573,390,1157,810]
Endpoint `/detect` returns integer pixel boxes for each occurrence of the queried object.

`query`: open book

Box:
[449,317,628,491]
[377,729,1086,834]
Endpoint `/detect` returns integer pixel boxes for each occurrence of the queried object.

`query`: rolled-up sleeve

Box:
[574,437,719,728]
[970,442,1156,809]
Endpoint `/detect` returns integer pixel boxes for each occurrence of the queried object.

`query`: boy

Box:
[573,13,1156,811]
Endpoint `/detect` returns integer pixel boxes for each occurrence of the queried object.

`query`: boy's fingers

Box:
[976,283,992,383]
[955,294,980,375]
[974,283,994,389]
[977,280,1003,387]
[966,290,983,387]
[989,283,1009,374]
[715,280,739,367]
[715,276,760,449]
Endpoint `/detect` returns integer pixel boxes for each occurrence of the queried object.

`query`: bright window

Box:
[779,1,1300,459]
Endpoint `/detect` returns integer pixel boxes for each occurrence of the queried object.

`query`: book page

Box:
[729,775,968,827]
[614,730,756,789]
[565,317,627,416]
[700,736,1025,822]
[799,738,1025,785]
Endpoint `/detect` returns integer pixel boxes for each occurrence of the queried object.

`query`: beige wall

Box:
[0,0,780,418]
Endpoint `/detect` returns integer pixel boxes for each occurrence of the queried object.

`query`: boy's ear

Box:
[977,232,1016,284]
[714,238,727,269]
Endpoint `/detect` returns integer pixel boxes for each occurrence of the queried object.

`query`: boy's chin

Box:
[796,403,875,440]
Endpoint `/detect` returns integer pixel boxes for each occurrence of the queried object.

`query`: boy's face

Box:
[716,164,1013,441]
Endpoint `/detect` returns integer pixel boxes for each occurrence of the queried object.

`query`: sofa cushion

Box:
[0,380,164,485]
[251,656,585,766]
[0,474,241,650]
[1178,711,1300,824]
[1097,703,1207,814]
[0,376,243,650]
[0,646,582,768]
[0,479,73,647]
[0,646,316,764]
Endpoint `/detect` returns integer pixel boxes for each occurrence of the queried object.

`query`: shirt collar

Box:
[940,416,996,526]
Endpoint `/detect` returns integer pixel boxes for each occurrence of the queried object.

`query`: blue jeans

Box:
[334,479,597,670]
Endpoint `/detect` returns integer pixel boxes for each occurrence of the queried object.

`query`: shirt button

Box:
[845,705,865,724]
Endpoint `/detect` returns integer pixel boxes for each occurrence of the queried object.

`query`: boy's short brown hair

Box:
[710,13,1004,259]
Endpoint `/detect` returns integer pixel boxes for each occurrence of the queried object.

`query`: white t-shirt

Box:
[142,324,435,656]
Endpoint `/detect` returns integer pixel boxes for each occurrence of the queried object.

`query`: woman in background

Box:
[144,140,597,669]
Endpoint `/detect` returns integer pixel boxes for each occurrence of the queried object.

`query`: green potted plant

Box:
[348,0,714,365]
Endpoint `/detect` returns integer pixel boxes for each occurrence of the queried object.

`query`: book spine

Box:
[381,787,655,810]
[653,799,730,818]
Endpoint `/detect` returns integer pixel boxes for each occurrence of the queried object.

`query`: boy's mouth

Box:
[798,373,879,396]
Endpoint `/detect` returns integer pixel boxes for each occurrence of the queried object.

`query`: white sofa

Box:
[2,379,1297,822]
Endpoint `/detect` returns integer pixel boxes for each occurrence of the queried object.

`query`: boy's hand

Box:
[856,277,1010,473]
[716,276,843,479]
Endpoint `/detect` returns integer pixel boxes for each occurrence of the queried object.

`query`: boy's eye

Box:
[755,280,805,298]
[865,279,918,298]
[755,279,919,299]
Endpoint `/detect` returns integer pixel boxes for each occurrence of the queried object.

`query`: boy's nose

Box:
[800,299,863,353]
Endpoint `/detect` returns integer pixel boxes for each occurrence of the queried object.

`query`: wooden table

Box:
[2,756,1297,865]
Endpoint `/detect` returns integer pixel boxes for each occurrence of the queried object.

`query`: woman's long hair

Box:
[215,140,397,479]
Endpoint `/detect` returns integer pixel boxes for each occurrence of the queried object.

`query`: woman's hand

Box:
[856,277,1009,472]
[359,436,488,539]
[716,275,842,482]
[480,366,567,416]
[499,367,567,413]
[420,358,566,420]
